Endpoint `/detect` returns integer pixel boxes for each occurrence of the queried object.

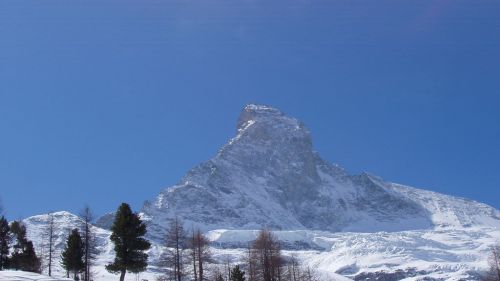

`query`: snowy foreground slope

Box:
[20,105,500,280]
[21,212,349,281]
[0,270,72,281]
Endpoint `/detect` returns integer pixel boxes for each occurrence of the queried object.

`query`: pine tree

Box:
[9,221,41,273]
[230,265,246,281]
[106,203,151,281]
[0,216,10,270]
[23,241,41,273]
[61,228,85,280]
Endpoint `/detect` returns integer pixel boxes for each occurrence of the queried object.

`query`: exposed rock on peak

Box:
[219,104,317,189]
[230,104,312,153]
[237,104,284,126]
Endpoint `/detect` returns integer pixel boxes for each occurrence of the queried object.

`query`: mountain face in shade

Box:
[140,104,500,240]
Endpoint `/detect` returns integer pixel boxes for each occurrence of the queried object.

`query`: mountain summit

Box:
[141,104,500,240]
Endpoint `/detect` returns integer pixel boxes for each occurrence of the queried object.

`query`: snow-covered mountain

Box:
[18,104,500,280]
[141,104,500,239]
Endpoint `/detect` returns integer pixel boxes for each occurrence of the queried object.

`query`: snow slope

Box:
[21,212,160,281]
[0,270,72,281]
[21,212,353,281]
[207,227,500,280]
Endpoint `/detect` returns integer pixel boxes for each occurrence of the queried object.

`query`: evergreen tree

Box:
[9,221,41,273]
[106,203,151,281]
[230,265,246,281]
[61,228,85,280]
[0,216,10,270]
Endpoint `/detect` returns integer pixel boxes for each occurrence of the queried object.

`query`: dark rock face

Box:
[95,212,115,230]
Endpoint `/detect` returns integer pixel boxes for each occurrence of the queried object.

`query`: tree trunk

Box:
[494,247,500,281]
[85,222,89,281]
[119,269,126,281]
[177,228,183,281]
[48,233,52,276]
[191,230,197,281]
[197,242,203,281]
[192,247,197,281]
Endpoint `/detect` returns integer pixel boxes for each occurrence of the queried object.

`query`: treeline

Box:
[0,200,319,281]
[102,202,500,281]
[196,228,320,281]
[104,203,320,281]
[59,206,98,281]
[0,203,99,281]
[1,199,41,272]
[0,217,41,273]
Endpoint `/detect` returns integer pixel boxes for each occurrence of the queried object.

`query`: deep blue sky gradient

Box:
[1,0,499,219]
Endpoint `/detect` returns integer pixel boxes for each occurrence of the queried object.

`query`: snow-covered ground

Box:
[0,270,72,281]
[206,227,500,280]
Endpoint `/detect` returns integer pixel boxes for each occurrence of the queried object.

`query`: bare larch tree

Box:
[164,217,187,281]
[250,229,284,281]
[42,212,57,276]
[80,205,98,281]
[485,245,500,281]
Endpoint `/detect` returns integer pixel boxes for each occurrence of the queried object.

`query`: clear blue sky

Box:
[1,0,499,219]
